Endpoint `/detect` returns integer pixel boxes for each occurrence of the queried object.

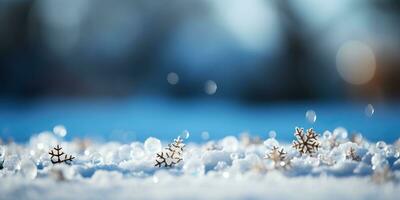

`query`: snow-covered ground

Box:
[0,128,399,200]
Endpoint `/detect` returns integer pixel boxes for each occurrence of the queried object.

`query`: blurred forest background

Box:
[1,0,400,142]
[1,0,400,102]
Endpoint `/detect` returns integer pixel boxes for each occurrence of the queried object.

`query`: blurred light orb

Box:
[205,80,218,95]
[167,72,179,85]
[221,136,239,152]
[305,110,317,124]
[365,104,374,118]
[144,137,162,154]
[210,0,281,52]
[180,130,190,139]
[222,171,230,178]
[20,160,38,180]
[152,175,159,183]
[336,40,376,85]
[201,131,210,140]
[268,130,277,138]
[53,125,67,137]
[333,127,348,139]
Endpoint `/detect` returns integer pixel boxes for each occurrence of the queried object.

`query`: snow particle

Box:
[20,160,37,180]
[263,138,279,149]
[204,80,218,95]
[365,104,374,117]
[130,143,145,161]
[90,152,104,165]
[183,158,205,176]
[222,171,230,178]
[152,175,159,183]
[167,72,179,85]
[305,110,317,124]
[376,141,387,151]
[230,153,239,160]
[323,131,332,140]
[144,137,162,154]
[118,145,132,161]
[333,127,348,139]
[53,125,67,137]
[395,152,400,158]
[4,155,21,171]
[221,136,239,152]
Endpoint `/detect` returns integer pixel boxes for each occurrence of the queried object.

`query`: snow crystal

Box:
[0,129,399,199]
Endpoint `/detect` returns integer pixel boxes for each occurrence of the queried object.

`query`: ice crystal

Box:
[346,147,361,161]
[48,145,75,165]
[155,137,185,168]
[265,146,286,162]
[264,146,289,169]
[292,127,320,155]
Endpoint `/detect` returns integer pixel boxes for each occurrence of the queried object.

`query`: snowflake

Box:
[166,137,185,156]
[346,147,361,161]
[48,145,75,165]
[265,146,286,162]
[264,146,290,169]
[155,137,185,168]
[292,127,320,155]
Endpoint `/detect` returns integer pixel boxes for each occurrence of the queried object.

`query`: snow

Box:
[0,130,399,199]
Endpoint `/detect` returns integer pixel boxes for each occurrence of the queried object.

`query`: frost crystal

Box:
[346,147,361,161]
[292,127,320,155]
[264,146,289,168]
[48,145,75,165]
[155,137,185,168]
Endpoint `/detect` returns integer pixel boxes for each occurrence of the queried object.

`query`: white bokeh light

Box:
[53,125,67,137]
[336,40,376,85]
[167,72,179,85]
[210,0,281,52]
[205,80,218,95]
